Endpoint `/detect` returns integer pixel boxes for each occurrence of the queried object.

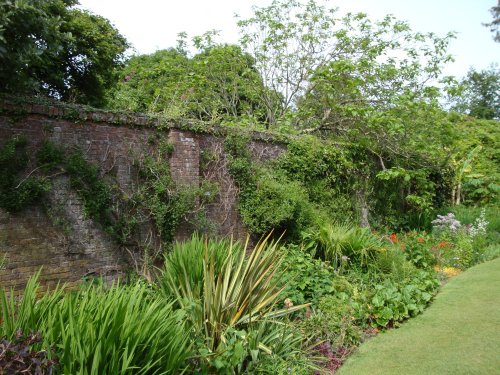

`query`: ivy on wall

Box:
[0,137,217,255]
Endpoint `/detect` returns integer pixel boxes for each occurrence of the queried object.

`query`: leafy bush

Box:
[369,270,439,328]
[224,134,328,239]
[302,295,363,348]
[246,321,320,375]
[159,234,242,303]
[196,320,318,375]
[393,232,437,269]
[239,171,315,238]
[278,244,336,307]
[372,247,419,282]
[1,275,191,374]
[276,137,355,223]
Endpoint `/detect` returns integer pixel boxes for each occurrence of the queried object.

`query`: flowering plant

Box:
[431,213,461,232]
[468,208,488,238]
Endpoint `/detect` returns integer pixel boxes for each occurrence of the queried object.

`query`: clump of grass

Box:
[1,274,191,374]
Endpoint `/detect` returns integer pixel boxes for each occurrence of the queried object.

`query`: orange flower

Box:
[438,242,449,248]
[417,237,424,243]
[389,233,398,243]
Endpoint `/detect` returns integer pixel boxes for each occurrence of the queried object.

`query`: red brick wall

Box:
[0,98,285,292]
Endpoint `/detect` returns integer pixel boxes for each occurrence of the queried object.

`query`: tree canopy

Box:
[448,66,500,120]
[484,1,500,42]
[0,0,129,106]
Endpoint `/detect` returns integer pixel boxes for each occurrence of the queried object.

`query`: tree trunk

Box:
[356,188,370,228]
[456,183,462,205]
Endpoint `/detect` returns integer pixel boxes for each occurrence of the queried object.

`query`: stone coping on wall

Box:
[0,94,292,145]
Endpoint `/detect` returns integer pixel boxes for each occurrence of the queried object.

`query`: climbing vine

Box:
[0,137,217,254]
[0,137,49,211]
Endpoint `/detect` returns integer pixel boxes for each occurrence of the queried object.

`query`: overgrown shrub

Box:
[238,171,316,238]
[368,270,439,327]
[372,247,419,282]
[278,244,336,307]
[302,295,363,348]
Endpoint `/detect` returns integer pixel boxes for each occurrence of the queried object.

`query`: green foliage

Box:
[448,66,499,119]
[449,205,500,245]
[372,247,419,282]
[133,141,218,245]
[449,117,500,205]
[0,275,191,374]
[66,152,113,223]
[224,133,319,238]
[108,43,268,122]
[0,137,49,211]
[429,207,496,270]
[239,171,314,238]
[368,270,439,328]
[245,321,318,375]
[393,232,437,269]
[239,0,454,129]
[237,0,463,227]
[37,140,120,236]
[159,234,308,372]
[479,244,500,262]
[303,294,363,348]
[2,136,216,257]
[159,234,241,303]
[0,0,129,106]
[277,137,356,223]
[302,223,382,270]
[106,49,191,114]
[278,244,336,307]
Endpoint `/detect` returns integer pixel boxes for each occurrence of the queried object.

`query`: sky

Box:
[78,0,499,78]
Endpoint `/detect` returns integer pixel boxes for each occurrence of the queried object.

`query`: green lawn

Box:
[337,258,500,375]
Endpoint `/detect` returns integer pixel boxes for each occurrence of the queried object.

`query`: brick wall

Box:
[0,97,285,292]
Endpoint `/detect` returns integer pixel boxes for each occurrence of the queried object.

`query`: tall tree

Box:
[0,0,129,106]
[238,0,455,129]
[484,1,500,42]
[108,40,270,122]
[448,66,500,120]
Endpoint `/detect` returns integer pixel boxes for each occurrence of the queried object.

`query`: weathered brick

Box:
[0,98,285,291]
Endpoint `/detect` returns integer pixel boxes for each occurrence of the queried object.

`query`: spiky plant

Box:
[160,234,308,352]
[1,274,191,374]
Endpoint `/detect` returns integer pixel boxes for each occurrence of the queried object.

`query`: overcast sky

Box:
[78,0,499,78]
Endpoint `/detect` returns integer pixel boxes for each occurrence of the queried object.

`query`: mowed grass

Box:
[338,258,500,375]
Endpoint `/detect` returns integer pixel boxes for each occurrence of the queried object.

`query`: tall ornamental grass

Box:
[1,274,190,375]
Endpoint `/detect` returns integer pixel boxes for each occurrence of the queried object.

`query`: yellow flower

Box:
[434,266,461,277]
